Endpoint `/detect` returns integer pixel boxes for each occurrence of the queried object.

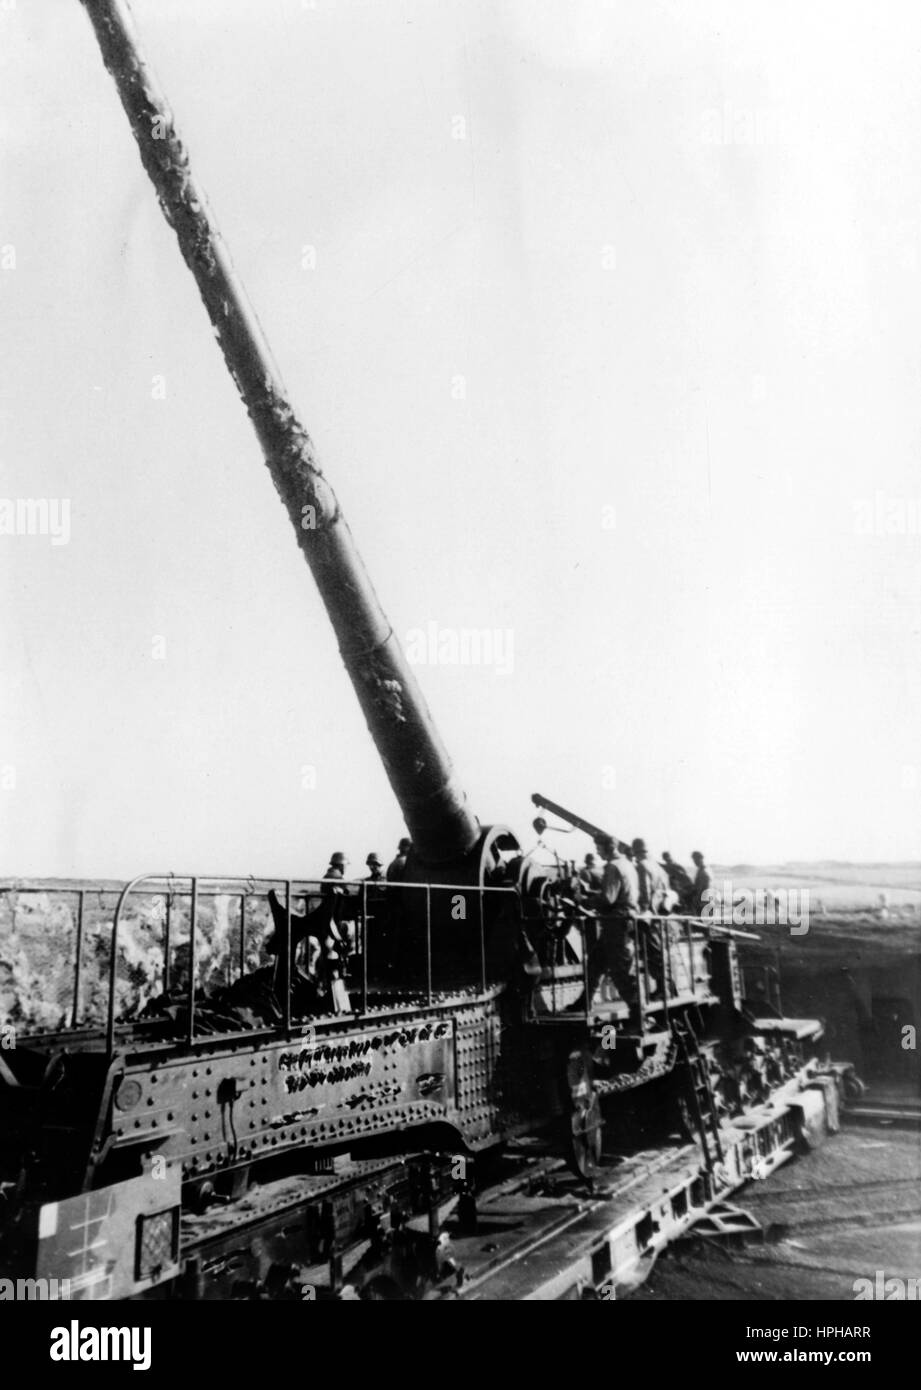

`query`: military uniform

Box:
[588,852,639,1004]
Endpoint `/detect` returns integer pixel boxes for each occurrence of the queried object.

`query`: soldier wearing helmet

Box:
[386,838,412,883]
[321,851,354,963]
[632,838,669,914]
[585,834,639,1007]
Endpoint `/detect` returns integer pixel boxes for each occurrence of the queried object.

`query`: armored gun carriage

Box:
[0,0,850,1301]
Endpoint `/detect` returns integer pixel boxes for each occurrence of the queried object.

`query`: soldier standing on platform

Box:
[634,838,673,995]
[387,838,412,882]
[689,850,712,917]
[587,834,640,1006]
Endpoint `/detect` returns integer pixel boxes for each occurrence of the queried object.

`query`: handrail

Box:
[16,876,748,1052]
[0,876,519,896]
[284,880,292,1033]
[72,888,85,1028]
[187,877,198,1046]
[534,910,729,1023]
[107,871,164,1056]
[425,884,433,1005]
[163,876,174,993]
[95,871,521,1056]
[90,874,519,896]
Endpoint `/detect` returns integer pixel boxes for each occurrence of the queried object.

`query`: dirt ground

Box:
[630,1120,921,1301]
[745,915,921,972]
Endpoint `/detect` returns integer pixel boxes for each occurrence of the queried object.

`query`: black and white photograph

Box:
[1,0,919,1354]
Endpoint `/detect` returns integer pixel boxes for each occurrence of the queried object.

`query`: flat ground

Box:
[629,1119,921,1301]
[744,916,921,973]
[710,861,921,968]
[714,862,921,904]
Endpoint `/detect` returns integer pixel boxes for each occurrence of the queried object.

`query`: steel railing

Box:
[532,911,722,1020]
[105,873,519,1056]
[1,878,754,1051]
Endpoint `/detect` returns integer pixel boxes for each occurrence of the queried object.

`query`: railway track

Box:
[842,1098,921,1130]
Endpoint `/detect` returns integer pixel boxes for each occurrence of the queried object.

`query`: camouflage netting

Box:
[0,886,273,1032]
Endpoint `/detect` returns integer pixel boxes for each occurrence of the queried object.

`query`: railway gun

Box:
[0,0,859,1300]
[0,865,852,1299]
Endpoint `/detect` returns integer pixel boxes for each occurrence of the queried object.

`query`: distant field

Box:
[699,865,920,967]
[712,862,921,916]
[719,865,921,886]
[741,915,921,970]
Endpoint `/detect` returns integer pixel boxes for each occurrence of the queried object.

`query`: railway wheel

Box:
[841,1066,865,1101]
[566,1047,603,1180]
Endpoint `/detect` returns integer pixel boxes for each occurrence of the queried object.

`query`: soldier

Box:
[632,839,668,913]
[689,850,712,917]
[322,850,350,886]
[587,834,640,1006]
[634,838,673,996]
[265,874,349,1013]
[387,837,412,882]
[321,851,355,963]
[660,851,694,909]
[361,852,388,975]
[575,852,603,950]
[578,852,603,893]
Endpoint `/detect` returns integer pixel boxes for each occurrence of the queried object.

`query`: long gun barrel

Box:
[80,0,479,866]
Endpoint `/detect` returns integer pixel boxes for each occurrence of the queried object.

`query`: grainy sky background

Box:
[2,0,920,877]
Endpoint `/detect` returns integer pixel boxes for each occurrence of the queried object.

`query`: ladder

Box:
[673,1015,724,1169]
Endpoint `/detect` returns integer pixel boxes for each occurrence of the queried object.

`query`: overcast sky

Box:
[2,0,920,878]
